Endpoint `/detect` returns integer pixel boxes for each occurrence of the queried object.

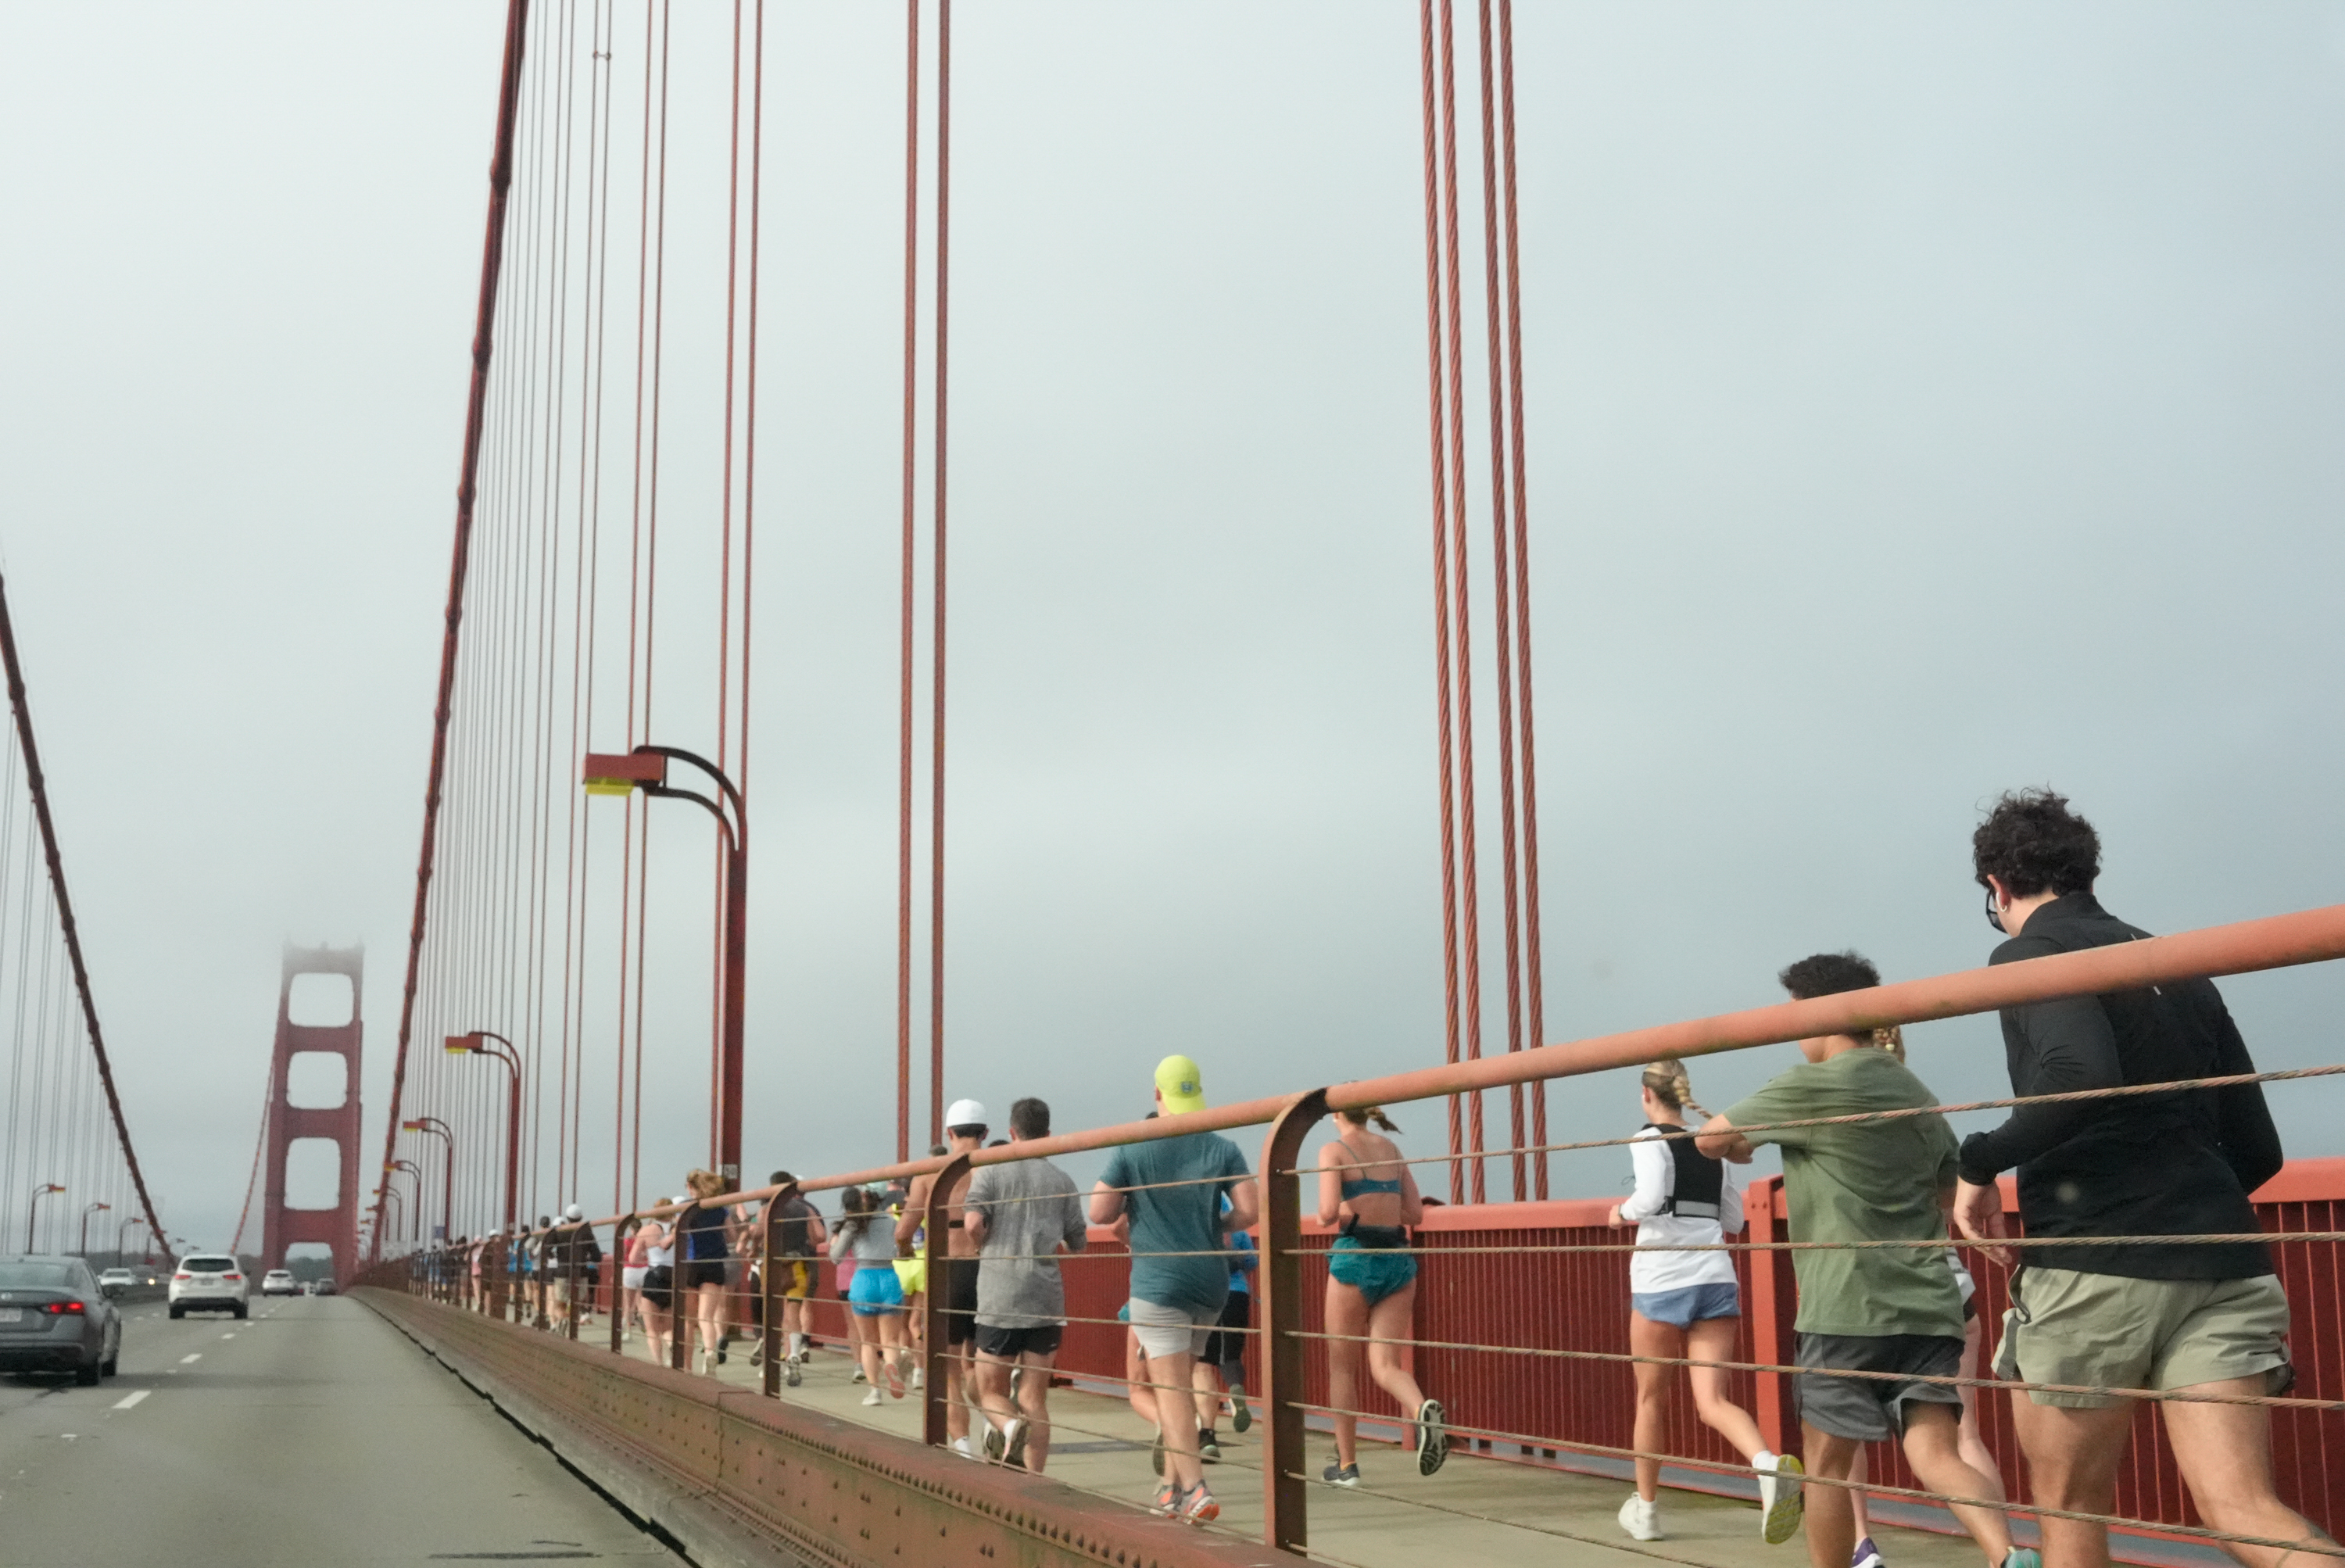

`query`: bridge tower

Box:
[259,945,363,1276]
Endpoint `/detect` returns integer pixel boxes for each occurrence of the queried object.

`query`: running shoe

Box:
[716,1344,728,1365]
[749,1344,765,1368]
[1619,1494,1665,1542]
[1229,1382,1252,1434]
[1415,1398,1449,1477]
[1179,1484,1220,1526]
[784,1352,803,1388]
[1852,1536,1885,1568]
[2000,1552,2042,1568]
[861,1387,883,1407]
[1198,1431,1222,1463]
[885,1357,906,1400]
[911,1365,925,1391]
[983,1420,1006,1463]
[1150,1426,1166,1477]
[850,1368,866,1384]
[1759,1452,1806,1545]
[1150,1482,1181,1516]
[1001,1416,1030,1470]
[953,1437,977,1461]
[1321,1462,1361,1487]
[1010,1365,1024,1404]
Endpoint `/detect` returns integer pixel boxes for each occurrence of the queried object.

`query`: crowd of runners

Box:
[403,789,2334,1567]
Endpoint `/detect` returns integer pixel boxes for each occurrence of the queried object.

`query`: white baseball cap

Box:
[944,1098,988,1130]
[564,1204,582,1221]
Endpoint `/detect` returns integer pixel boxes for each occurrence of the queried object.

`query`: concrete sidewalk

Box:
[576,1317,1992,1568]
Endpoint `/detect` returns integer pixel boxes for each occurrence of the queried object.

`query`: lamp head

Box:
[582,750,666,796]
[402,1119,425,1130]
[444,1033,479,1054]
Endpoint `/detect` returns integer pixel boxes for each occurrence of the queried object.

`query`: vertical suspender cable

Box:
[713,0,743,1168]
[928,0,953,1154]
[374,0,533,1258]
[1416,0,1470,1205]
[1434,0,1489,1207]
[0,580,166,1247]
[1473,0,1528,1204]
[894,0,922,1167]
[1493,0,1549,1198]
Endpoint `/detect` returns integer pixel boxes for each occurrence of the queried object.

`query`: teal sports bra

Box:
[1341,1174,1403,1197]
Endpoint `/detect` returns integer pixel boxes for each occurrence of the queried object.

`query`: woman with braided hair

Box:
[1609,1058,1799,1545]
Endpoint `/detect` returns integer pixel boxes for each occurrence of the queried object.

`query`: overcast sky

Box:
[4,2,2343,1248]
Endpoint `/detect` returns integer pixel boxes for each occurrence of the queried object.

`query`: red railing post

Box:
[1744,1175,1794,1459]
[761,1201,783,1397]
[922,1152,972,1448]
[1259,1089,1326,1557]
[608,1217,637,1355]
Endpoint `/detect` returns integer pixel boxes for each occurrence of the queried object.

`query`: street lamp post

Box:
[116,1213,143,1262]
[381,1184,403,1250]
[77,1201,109,1258]
[386,1160,424,1246]
[444,1030,522,1236]
[582,745,748,1187]
[402,1116,456,1243]
[23,1183,63,1251]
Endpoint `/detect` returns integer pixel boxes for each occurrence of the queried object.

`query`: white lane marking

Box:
[112,1391,149,1410]
[178,1354,201,1364]
[220,1333,235,1340]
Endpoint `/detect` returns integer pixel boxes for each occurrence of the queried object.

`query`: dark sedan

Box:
[0,1256,121,1385]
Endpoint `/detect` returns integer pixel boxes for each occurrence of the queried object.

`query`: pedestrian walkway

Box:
[600,1324,1992,1568]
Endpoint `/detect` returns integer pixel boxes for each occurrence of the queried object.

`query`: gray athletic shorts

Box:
[1795,1331,1964,1442]
[1995,1268,2291,1409]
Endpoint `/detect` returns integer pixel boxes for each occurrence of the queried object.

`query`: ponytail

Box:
[1338,1104,1402,1134]
[1640,1059,1710,1123]
[1871,1025,1906,1063]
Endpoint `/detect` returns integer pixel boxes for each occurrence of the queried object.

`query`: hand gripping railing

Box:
[362,900,2345,1561]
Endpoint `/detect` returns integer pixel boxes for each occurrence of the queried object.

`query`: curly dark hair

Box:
[1778,950,1881,1002]
[1971,788,2100,899]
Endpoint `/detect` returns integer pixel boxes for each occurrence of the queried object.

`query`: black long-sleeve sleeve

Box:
[1957,985,2124,1186]
[2199,987,2283,1194]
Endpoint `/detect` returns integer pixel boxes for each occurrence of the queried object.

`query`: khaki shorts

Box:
[1995,1268,2290,1409]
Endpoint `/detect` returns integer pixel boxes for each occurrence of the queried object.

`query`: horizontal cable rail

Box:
[367,897,2345,1563]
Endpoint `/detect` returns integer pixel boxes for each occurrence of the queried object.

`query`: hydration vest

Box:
[1643,1124,1724,1220]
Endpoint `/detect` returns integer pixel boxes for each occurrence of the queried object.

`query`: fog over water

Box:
[3,3,2342,1244]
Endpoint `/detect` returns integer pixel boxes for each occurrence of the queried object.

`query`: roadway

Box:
[0,1294,681,1566]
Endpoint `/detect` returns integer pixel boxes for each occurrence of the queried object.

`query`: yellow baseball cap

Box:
[1155,1054,1207,1115]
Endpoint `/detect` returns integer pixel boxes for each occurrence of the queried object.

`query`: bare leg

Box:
[1627,1313,1682,1503]
[1124,1330,1155,1425]
[975,1352,1018,1447]
[1324,1281,1368,1468]
[1192,1359,1223,1437]
[2012,1397,2132,1568]
[2161,1376,2335,1568]
[1147,1348,1205,1491]
[1849,1446,1873,1547]
[1901,1403,2014,1565]
[1956,1317,2007,1505]
[1364,1283,1428,1415]
[944,1344,975,1445]
[1018,1351,1057,1472]
[1803,1425,1864,1568]
[1686,1316,1768,1459]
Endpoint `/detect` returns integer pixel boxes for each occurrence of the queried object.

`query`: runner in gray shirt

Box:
[964,1097,1088,1472]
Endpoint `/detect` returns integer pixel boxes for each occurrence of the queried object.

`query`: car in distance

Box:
[168,1254,249,1319]
[96,1267,135,1298]
[0,1255,121,1385]
[313,1278,337,1297]
[260,1269,298,1297]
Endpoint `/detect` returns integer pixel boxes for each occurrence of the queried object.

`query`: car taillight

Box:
[223,1274,242,1282]
[174,1273,191,1280]
[40,1301,85,1315]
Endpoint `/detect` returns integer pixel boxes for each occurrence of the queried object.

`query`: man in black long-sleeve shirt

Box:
[1951,790,2322,1568]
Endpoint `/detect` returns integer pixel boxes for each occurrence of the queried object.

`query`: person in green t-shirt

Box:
[1698,952,2033,1568]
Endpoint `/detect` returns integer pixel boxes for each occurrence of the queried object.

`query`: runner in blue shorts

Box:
[1609,1060,1798,1545]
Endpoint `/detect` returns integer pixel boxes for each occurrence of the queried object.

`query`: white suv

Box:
[260,1269,297,1297]
[168,1255,249,1319]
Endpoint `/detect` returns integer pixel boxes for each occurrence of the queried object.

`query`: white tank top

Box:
[647,1230,676,1268]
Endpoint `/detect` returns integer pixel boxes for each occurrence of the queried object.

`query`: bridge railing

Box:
[362,901,2345,1561]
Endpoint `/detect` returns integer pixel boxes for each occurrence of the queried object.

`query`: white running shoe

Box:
[1757,1452,1806,1545]
[1620,1494,1664,1542]
[911,1366,925,1391]
[952,1437,977,1461]
[861,1387,884,1407]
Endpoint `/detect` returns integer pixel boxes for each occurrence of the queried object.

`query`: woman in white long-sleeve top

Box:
[1608,1059,1800,1545]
